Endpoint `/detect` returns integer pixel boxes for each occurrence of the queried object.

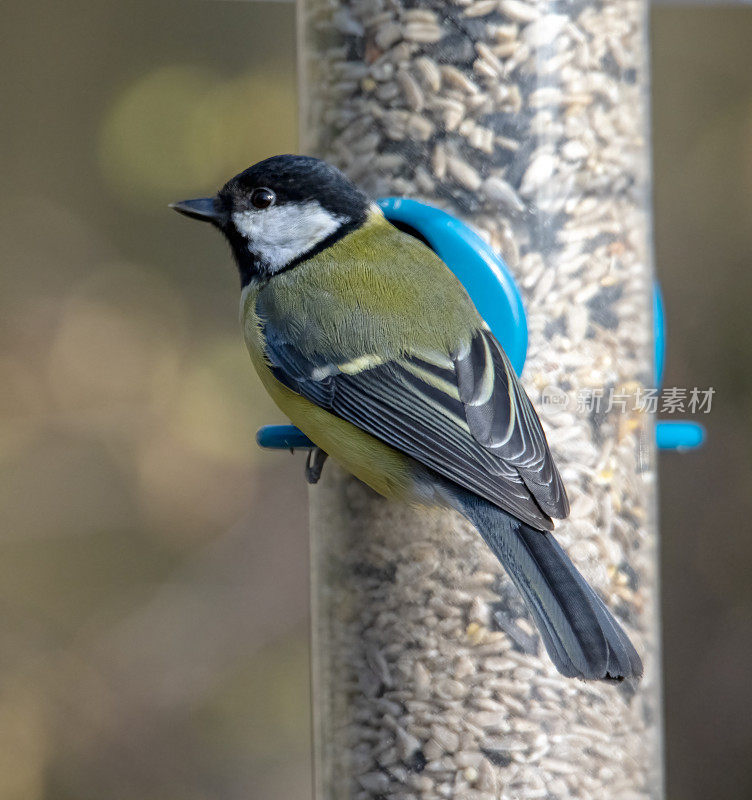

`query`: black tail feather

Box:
[451,489,643,681]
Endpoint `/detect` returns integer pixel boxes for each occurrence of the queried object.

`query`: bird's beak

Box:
[169,197,227,225]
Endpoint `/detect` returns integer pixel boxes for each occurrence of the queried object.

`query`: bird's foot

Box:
[305,448,328,484]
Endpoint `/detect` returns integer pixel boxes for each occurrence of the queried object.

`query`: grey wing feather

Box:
[333,365,550,527]
[455,328,569,519]
[260,315,566,530]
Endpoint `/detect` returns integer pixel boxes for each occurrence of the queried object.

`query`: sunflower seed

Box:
[499,0,540,24]
[464,0,499,18]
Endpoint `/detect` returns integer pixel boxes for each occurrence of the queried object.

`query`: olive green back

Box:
[254,210,481,362]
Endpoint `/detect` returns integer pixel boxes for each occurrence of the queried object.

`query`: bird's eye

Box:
[251,188,275,209]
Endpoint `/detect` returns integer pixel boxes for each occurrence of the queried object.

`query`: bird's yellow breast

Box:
[241,284,416,501]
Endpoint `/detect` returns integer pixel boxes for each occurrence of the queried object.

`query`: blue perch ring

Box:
[256,199,703,452]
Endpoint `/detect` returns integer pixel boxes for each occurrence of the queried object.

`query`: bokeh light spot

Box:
[99,65,296,203]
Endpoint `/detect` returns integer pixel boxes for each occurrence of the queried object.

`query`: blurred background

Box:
[1,2,750,798]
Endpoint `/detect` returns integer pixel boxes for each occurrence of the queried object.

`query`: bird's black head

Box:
[171,155,370,287]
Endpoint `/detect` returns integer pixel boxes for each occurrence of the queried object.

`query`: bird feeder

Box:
[259,0,684,796]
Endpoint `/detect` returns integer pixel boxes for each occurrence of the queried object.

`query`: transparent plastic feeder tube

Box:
[299,1,662,798]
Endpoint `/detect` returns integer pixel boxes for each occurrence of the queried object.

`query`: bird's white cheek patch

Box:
[232,202,347,272]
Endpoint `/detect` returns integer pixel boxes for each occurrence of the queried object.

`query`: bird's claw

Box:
[305,448,328,484]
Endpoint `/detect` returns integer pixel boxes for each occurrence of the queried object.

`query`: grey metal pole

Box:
[299,1,662,797]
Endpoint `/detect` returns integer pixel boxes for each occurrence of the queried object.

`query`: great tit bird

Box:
[171,154,642,682]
